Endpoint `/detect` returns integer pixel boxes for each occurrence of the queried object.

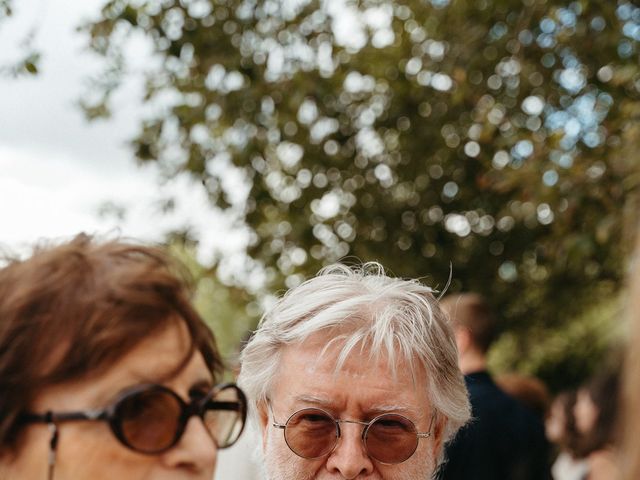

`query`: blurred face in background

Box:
[574,389,599,435]
[545,398,567,443]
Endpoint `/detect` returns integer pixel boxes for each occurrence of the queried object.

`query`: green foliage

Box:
[0,1,40,77]
[489,290,625,392]
[82,0,640,381]
[169,242,257,367]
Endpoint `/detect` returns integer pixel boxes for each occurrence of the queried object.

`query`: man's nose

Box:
[324,423,374,479]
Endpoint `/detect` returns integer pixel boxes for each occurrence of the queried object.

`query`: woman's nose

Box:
[160,416,218,474]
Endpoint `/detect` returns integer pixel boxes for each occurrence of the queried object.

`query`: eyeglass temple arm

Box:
[416,412,437,438]
[21,411,102,480]
[22,410,107,423]
[267,401,286,429]
[208,401,243,411]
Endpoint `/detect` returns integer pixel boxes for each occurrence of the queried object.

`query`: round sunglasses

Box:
[22,382,247,454]
[271,406,435,465]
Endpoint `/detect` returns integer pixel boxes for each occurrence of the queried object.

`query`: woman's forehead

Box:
[31,321,209,411]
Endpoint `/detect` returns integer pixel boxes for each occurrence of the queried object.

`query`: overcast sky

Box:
[0,0,248,265]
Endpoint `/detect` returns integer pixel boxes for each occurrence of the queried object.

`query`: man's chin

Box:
[263,461,434,480]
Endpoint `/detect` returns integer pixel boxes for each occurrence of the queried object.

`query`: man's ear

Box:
[432,416,447,460]
[257,400,270,448]
[454,327,471,355]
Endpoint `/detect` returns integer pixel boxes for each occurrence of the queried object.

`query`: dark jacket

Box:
[438,371,550,480]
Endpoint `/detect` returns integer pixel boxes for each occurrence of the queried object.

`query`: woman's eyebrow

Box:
[189,378,215,392]
[102,369,214,404]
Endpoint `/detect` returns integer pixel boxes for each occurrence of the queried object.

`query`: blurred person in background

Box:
[573,369,620,480]
[495,373,551,420]
[545,391,588,480]
[439,293,550,480]
[239,263,471,480]
[0,235,247,480]
[621,239,640,480]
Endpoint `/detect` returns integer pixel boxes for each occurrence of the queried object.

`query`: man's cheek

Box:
[264,441,321,480]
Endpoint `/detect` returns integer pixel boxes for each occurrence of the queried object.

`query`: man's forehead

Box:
[272,337,431,417]
[284,333,426,381]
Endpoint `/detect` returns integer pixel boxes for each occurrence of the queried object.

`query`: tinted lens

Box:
[115,389,183,453]
[203,384,246,448]
[284,408,337,459]
[365,414,418,464]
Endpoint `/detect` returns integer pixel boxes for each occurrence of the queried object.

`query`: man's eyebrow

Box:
[292,395,419,417]
[293,394,334,407]
[367,404,413,414]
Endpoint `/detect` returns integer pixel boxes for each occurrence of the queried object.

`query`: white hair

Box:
[238,262,471,442]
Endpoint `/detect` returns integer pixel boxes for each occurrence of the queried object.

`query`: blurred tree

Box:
[0,0,40,76]
[489,293,625,392]
[81,0,640,385]
[169,240,256,366]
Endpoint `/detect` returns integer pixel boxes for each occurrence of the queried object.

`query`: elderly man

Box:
[238,263,471,479]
